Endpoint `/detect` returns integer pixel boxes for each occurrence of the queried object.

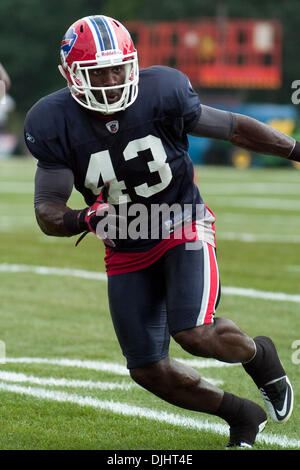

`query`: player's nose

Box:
[102,69,118,86]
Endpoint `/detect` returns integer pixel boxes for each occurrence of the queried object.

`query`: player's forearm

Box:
[230,114,295,158]
[35,201,82,237]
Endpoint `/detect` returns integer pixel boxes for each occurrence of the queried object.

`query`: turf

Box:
[0,157,299,451]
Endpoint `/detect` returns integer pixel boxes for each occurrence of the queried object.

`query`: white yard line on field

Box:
[286,265,300,272]
[0,263,108,281]
[217,212,298,224]
[222,286,300,303]
[0,369,223,388]
[211,196,300,211]
[0,370,135,390]
[1,263,299,303]
[4,356,230,375]
[4,357,128,375]
[200,182,300,195]
[0,381,298,449]
[217,232,300,243]
[176,358,237,368]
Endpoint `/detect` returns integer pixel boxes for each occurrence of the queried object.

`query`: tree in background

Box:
[0,0,299,116]
[0,0,105,114]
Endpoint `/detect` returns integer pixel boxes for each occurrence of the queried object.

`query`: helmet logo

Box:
[105,120,119,133]
[61,28,78,58]
[98,50,119,57]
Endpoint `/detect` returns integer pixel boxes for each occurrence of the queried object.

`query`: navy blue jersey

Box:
[25,66,209,251]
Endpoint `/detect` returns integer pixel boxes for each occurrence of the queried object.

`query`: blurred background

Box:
[0,0,300,168]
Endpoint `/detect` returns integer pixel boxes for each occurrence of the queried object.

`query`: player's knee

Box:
[130,357,201,397]
[173,319,254,363]
[173,325,212,356]
[129,359,167,390]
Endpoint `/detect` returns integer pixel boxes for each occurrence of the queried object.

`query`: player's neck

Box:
[85,109,118,122]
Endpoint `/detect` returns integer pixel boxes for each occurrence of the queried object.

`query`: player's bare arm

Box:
[34,166,76,237]
[35,201,74,237]
[190,104,299,161]
[34,166,117,244]
[230,113,295,158]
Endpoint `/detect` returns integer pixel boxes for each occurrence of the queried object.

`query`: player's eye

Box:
[112,66,125,74]
[91,69,102,76]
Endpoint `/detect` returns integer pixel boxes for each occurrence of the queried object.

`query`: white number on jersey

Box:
[84,135,172,204]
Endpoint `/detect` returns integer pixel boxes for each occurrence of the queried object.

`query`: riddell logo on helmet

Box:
[100,50,119,56]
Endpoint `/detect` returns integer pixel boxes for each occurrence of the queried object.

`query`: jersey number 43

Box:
[84,135,172,204]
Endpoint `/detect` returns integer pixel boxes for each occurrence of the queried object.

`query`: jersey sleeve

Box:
[176,73,202,132]
[24,97,72,170]
[34,166,74,208]
[156,67,201,133]
[190,104,236,140]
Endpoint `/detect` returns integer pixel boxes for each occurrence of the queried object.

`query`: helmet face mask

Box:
[60,16,139,114]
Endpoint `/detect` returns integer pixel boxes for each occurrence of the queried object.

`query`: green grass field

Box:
[0,156,299,451]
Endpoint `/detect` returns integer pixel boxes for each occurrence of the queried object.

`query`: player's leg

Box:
[108,260,224,413]
[166,241,293,425]
[108,262,223,412]
[107,259,266,447]
[130,356,267,448]
[174,322,293,424]
[130,356,223,412]
[242,336,294,424]
[107,261,170,371]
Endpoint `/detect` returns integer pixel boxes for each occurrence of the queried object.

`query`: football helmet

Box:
[59,15,139,114]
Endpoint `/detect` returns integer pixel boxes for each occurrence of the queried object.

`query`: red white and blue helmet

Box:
[59,15,139,114]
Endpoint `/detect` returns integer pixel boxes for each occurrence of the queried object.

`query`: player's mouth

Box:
[105,91,121,104]
[93,89,122,105]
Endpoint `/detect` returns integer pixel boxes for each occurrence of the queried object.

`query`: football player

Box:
[24,15,297,448]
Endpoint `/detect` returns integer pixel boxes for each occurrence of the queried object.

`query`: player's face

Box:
[89,65,126,105]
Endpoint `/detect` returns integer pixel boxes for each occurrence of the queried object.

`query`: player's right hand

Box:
[77,183,121,247]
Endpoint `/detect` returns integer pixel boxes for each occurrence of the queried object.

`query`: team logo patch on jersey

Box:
[61,28,78,58]
[106,120,119,134]
[25,132,35,144]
